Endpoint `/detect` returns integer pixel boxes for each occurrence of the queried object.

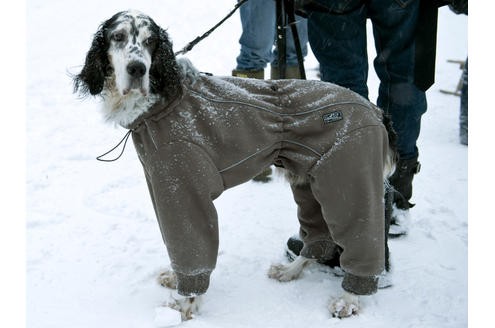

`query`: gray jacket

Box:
[124,74,392,296]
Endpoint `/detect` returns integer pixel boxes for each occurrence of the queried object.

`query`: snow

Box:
[154,306,182,327]
[1,0,479,327]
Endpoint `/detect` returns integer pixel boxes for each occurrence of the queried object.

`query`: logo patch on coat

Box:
[322,111,343,124]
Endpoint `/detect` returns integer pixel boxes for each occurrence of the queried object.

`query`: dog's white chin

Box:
[101,88,158,127]
[122,87,148,97]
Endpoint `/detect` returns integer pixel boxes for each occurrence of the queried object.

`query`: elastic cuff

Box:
[342,272,378,295]
[175,271,211,297]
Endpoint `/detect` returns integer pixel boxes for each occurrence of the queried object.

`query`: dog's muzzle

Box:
[124,60,147,95]
[127,61,146,78]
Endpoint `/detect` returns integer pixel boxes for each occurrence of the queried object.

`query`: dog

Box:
[73,10,397,320]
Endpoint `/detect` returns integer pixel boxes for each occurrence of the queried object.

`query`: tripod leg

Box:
[276,0,287,79]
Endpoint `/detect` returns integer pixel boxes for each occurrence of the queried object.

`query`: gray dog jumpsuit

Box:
[123,74,393,297]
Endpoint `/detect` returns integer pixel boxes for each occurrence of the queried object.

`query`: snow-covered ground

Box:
[3,0,476,327]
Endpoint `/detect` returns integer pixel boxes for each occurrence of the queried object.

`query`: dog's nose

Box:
[127,61,146,78]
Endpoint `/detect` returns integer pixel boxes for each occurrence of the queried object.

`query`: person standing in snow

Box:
[287,0,455,238]
[447,0,468,145]
[232,0,309,80]
[458,59,468,145]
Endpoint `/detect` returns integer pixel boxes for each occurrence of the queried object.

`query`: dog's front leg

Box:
[169,293,203,321]
[157,269,202,320]
[329,291,360,318]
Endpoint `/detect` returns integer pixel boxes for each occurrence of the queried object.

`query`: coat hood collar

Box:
[122,88,184,130]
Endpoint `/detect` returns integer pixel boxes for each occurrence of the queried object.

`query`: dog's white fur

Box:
[107,10,152,96]
[157,269,203,320]
[88,10,393,321]
[268,256,361,318]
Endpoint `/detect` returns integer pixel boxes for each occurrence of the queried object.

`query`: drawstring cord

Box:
[96,130,133,162]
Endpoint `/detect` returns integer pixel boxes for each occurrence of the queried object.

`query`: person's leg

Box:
[307,2,369,98]
[286,2,370,255]
[369,0,426,221]
[234,0,276,77]
[459,58,468,145]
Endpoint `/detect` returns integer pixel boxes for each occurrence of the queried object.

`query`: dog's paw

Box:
[168,294,202,321]
[157,269,178,289]
[329,291,360,318]
[268,256,314,282]
[268,263,298,282]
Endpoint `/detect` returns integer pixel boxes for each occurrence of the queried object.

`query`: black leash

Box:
[97,0,309,162]
[175,0,250,56]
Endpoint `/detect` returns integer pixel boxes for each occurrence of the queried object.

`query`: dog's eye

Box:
[144,37,157,48]
[112,32,126,42]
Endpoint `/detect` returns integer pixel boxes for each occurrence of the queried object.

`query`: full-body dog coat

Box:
[123,72,392,297]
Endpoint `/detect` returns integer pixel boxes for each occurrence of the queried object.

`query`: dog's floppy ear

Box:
[149,26,181,98]
[73,27,110,96]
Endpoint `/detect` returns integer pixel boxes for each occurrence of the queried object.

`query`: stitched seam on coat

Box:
[186,87,371,116]
[218,143,278,173]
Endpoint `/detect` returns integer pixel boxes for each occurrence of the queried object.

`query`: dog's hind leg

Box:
[268,256,316,282]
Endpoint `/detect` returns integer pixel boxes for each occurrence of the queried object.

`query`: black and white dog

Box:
[74,10,395,320]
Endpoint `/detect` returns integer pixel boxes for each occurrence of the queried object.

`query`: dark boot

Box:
[389,157,421,210]
[286,235,342,268]
[388,156,421,237]
[270,65,304,79]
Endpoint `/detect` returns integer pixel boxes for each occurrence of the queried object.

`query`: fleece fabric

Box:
[123,74,392,296]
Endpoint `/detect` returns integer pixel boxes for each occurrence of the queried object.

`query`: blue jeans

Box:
[236,0,308,70]
[308,0,427,160]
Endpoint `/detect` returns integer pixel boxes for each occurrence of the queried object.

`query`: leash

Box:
[97,0,312,162]
[175,0,250,56]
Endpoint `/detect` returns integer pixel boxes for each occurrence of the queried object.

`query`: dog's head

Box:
[74,10,181,99]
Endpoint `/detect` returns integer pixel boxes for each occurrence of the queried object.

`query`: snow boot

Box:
[286,235,391,287]
[231,68,264,79]
[270,65,304,79]
[286,235,342,268]
[388,156,421,237]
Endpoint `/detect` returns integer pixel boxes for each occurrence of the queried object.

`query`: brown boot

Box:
[232,69,264,79]
[270,65,304,79]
